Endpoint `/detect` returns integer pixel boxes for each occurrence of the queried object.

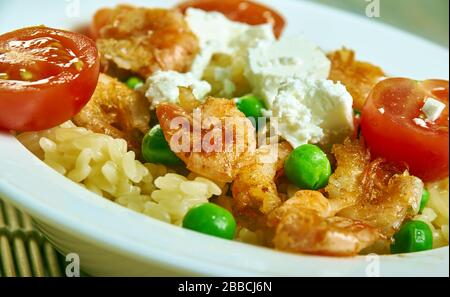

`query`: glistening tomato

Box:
[0,26,100,131]
[361,78,449,182]
[176,0,285,38]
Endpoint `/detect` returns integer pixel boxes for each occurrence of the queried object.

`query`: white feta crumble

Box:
[186,8,275,79]
[421,97,446,122]
[271,78,354,148]
[413,118,428,128]
[144,71,211,109]
[247,36,331,108]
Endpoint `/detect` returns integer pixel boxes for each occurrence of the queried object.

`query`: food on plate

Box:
[72,73,150,155]
[93,6,199,78]
[183,202,237,239]
[0,26,100,131]
[390,220,433,254]
[176,0,286,38]
[156,97,256,183]
[270,78,354,149]
[141,125,184,166]
[267,190,380,256]
[232,142,292,228]
[145,70,211,109]
[361,78,449,182]
[329,140,423,239]
[4,0,448,257]
[284,144,331,191]
[126,76,145,90]
[328,48,385,111]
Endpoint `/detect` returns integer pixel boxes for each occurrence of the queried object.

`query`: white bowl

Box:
[0,0,448,276]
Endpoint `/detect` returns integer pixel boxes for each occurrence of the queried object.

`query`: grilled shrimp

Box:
[327,139,423,237]
[273,208,380,256]
[267,190,380,256]
[265,139,422,255]
[232,142,292,221]
[93,6,199,78]
[337,159,423,238]
[325,138,371,210]
[72,73,150,154]
[156,97,256,183]
[328,48,385,111]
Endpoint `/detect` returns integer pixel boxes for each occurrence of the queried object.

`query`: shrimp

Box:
[325,138,371,210]
[328,48,385,111]
[273,208,380,256]
[326,139,423,238]
[232,142,292,223]
[267,190,380,256]
[156,97,256,183]
[268,190,337,226]
[93,6,199,78]
[72,73,150,154]
[265,139,422,256]
[337,159,423,238]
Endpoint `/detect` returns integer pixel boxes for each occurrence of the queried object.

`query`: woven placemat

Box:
[0,198,66,277]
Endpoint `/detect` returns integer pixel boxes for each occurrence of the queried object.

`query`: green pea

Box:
[183,203,237,240]
[419,188,430,214]
[236,94,265,118]
[126,76,144,90]
[391,220,433,254]
[284,144,332,190]
[141,125,183,166]
[236,94,266,129]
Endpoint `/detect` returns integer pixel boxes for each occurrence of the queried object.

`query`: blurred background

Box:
[304,0,449,47]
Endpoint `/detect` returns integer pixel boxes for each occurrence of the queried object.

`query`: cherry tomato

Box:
[0,26,100,131]
[361,78,449,181]
[176,0,285,38]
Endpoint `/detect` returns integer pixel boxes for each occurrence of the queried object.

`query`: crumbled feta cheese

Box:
[186,8,274,79]
[247,36,331,108]
[271,78,354,148]
[378,107,385,114]
[422,97,446,122]
[144,71,211,109]
[413,118,428,128]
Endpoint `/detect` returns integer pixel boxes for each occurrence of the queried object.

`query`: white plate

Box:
[0,0,448,277]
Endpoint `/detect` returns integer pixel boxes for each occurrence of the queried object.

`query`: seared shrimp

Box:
[156,97,256,183]
[232,142,292,221]
[93,6,199,78]
[325,138,371,210]
[328,48,385,111]
[327,139,423,237]
[273,208,380,256]
[73,73,150,154]
[265,139,422,256]
[337,159,423,238]
[267,190,380,256]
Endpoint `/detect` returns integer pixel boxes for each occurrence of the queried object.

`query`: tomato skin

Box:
[361,78,449,182]
[176,0,285,38]
[0,27,100,132]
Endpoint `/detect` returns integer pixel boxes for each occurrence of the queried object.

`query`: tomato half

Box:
[176,0,285,38]
[0,26,100,131]
[361,78,449,182]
